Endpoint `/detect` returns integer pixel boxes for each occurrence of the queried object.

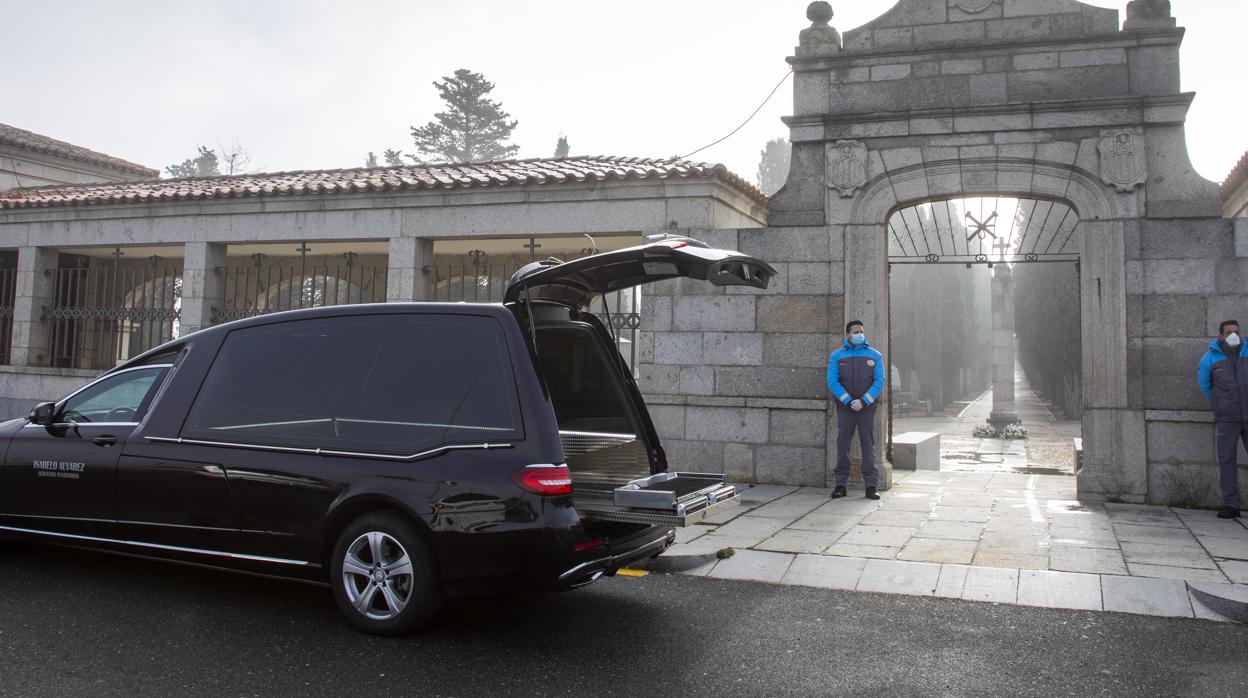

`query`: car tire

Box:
[330,512,442,636]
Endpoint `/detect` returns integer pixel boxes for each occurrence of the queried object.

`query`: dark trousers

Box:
[1215,422,1247,509]
[835,406,878,488]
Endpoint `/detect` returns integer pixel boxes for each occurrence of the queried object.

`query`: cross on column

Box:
[523,238,541,262]
[993,237,1011,262]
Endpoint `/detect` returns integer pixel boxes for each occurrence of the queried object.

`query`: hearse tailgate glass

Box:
[503,237,777,308]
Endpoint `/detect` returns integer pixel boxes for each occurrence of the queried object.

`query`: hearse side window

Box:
[180,314,522,454]
[535,326,637,435]
[59,367,167,424]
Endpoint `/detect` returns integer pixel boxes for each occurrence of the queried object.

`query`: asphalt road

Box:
[1,541,1245,698]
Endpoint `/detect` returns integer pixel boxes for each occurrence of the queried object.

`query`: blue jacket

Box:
[827,339,885,409]
[1198,338,1248,423]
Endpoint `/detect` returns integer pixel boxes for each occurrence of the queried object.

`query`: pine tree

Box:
[554,135,570,158]
[365,152,379,168]
[383,149,406,167]
[410,69,519,162]
[755,138,791,196]
[166,146,220,178]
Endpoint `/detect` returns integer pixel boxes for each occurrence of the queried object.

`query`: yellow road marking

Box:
[616,568,648,577]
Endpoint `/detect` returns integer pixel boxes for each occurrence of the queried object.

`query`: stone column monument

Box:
[988,263,1020,428]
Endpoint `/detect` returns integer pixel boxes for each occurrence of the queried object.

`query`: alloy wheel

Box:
[341,531,415,621]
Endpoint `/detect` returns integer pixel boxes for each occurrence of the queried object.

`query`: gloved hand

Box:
[850,399,864,412]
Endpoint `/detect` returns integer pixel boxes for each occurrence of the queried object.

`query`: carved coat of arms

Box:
[826,140,868,197]
[1098,129,1147,193]
[950,0,1000,13]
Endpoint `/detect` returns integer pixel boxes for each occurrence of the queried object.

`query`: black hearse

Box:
[0,236,775,634]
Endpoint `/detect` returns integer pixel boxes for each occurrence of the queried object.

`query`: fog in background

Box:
[2,1,1243,185]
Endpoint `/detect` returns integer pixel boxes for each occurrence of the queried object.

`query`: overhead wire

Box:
[674,70,794,162]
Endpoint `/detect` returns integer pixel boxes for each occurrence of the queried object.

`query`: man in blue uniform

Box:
[827,320,885,500]
[1198,319,1248,519]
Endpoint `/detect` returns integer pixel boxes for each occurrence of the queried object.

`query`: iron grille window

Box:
[215,255,386,323]
[45,265,182,370]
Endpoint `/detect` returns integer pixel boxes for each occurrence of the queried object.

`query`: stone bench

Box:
[893,432,940,471]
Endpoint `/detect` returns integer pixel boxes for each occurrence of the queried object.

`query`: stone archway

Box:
[767,0,1236,505]
[844,159,1134,498]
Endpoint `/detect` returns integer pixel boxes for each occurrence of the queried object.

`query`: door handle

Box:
[92,435,118,447]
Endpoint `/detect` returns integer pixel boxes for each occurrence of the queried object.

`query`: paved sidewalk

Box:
[655,472,1248,622]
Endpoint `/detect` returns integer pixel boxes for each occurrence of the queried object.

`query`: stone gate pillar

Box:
[387,237,435,302]
[9,246,56,366]
[180,241,226,336]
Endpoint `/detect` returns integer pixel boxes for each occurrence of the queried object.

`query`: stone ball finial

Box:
[807,2,833,25]
[1126,0,1171,20]
[1123,0,1175,30]
[798,1,841,56]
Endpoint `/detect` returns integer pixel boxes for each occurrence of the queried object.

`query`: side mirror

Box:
[28,401,56,426]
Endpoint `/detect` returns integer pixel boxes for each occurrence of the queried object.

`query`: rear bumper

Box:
[557,527,675,587]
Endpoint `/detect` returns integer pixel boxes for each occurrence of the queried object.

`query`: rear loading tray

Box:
[575,472,738,527]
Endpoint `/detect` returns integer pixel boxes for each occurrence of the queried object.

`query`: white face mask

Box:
[1227,332,1241,348]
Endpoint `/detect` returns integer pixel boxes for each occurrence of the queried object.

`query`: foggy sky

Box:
[2,1,1243,186]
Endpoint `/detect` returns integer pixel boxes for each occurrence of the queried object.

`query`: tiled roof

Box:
[0,156,765,210]
[0,122,159,179]
[1221,150,1248,203]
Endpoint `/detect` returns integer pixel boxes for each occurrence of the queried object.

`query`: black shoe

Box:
[1217,507,1241,519]
[865,486,880,500]
[831,486,847,499]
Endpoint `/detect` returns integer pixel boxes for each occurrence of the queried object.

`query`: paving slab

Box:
[934,564,970,598]
[876,493,939,512]
[897,538,977,565]
[1126,563,1229,584]
[787,512,865,533]
[1196,535,1248,561]
[1048,529,1121,550]
[820,498,885,516]
[1112,523,1200,546]
[824,542,901,560]
[856,559,941,596]
[1104,503,1185,528]
[913,520,985,541]
[1016,570,1102,611]
[838,525,918,548]
[972,550,1048,570]
[1174,511,1248,537]
[781,554,867,590]
[1218,559,1248,584]
[1101,575,1193,618]
[859,509,931,528]
[736,485,801,506]
[931,506,992,523]
[939,493,995,508]
[748,493,832,521]
[1120,541,1219,569]
[756,529,838,554]
[712,516,792,545]
[962,566,1018,603]
[706,549,794,584]
[674,525,713,544]
[1049,545,1128,575]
